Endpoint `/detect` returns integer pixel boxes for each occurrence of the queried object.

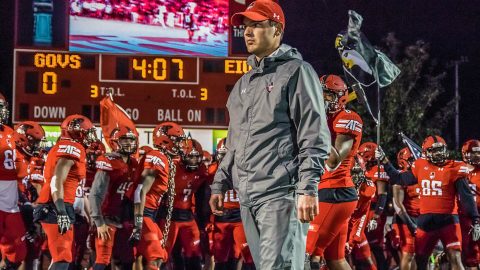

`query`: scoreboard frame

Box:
[13,49,251,128]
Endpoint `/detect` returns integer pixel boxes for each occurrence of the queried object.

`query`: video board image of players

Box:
[69,0,229,56]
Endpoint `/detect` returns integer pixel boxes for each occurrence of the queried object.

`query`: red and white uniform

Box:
[38,139,87,205]
[136,150,170,263]
[460,166,480,266]
[0,126,20,212]
[0,126,27,264]
[365,164,389,247]
[411,158,469,255]
[15,151,44,201]
[307,109,362,260]
[207,162,253,263]
[72,168,95,267]
[94,154,137,265]
[348,180,376,261]
[37,139,87,263]
[162,161,208,258]
[393,175,420,254]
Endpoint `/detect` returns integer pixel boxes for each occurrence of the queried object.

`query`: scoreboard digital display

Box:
[13,0,254,128]
[13,49,250,128]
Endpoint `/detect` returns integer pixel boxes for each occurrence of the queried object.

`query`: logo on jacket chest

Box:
[265,82,274,93]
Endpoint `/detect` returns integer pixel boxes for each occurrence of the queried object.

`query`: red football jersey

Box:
[466,167,480,209]
[15,150,31,193]
[173,161,208,210]
[207,162,218,185]
[38,139,87,204]
[319,109,363,189]
[75,169,96,200]
[143,150,170,210]
[0,126,17,181]
[411,158,469,215]
[365,165,389,203]
[29,156,45,185]
[349,180,376,243]
[96,154,137,216]
[402,184,420,217]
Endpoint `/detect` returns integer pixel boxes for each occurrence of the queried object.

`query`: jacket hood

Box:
[247,44,303,68]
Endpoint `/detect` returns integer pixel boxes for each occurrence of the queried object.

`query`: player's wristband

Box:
[134,214,143,228]
[54,199,67,215]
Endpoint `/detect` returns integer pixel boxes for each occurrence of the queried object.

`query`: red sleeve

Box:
[55,141,84,161]
[332,110,363,138]
[454,162,470,182]
[368,165,390,182]
[411,159,421,179]
[96,155,113,172]
[144,151,167,173]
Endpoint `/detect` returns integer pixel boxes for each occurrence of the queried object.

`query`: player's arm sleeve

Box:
[375,192,388,216]
[456,178,480,220]
[385,162,417,186]
[89,171,110,227]
[288,63,331,196]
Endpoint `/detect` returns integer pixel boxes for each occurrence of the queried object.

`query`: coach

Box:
[209,1,331,269]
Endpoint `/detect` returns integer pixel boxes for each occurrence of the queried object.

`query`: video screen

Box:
[69,0,229,57]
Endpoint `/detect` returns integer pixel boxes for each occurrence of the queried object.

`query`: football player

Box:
[72,139,106,270]
[460,139,480,269]
[306,75,362,270]
[0,93,28,270]
[129,122,185,270]
[90,126,138,270]
[386,148,419,270]
[347,156,377,270]
[209,138,254,270]
[36,115,97,270]
[377,135,480,269]
[13,121,46,270]
[161,138,208,269]
[357,142,389,270]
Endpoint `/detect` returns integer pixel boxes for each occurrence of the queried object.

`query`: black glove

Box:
[128,215,143,245]
[54,199,71,235]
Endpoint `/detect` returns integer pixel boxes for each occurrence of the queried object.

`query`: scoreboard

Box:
[13,50,250,128]
[12,0,254,128]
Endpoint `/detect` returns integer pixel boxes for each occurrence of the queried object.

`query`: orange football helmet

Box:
[397,147,414,171]
[216,138,228,162]
[14,121,45,157]
[181,138,203,170]
[462,139,480,166]
[60,114,97,147]
[152,122,185,156]
[109,126,138,155]
[422,135,447,165]
[357,142,377,167]
[319,75,348,114]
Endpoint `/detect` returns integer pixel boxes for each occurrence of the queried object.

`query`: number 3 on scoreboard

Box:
[42,72,57,94]
[200,88,207,101]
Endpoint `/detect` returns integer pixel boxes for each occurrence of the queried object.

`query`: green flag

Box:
[336,10,400,88]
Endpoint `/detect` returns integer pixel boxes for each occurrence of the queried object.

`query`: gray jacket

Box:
[211,44,331,206]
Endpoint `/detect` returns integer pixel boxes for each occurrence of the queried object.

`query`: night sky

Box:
[280,0,480,146]
[1,0,480,146]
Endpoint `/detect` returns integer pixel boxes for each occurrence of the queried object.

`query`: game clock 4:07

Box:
[111,55,198,83]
